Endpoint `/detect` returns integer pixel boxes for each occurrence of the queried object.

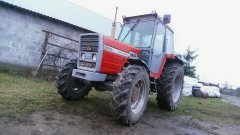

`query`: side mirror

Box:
[163,15,171,24]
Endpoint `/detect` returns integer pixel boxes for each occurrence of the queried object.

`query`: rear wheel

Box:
[111,65,150,125]
[56,59,91,100]
[156,63,184,110]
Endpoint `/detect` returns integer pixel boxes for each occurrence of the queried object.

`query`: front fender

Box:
[127,59,149,72]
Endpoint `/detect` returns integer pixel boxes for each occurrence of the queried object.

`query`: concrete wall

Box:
[0,3,91,70]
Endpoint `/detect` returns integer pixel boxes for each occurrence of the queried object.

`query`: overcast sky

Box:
[68,0,240,87]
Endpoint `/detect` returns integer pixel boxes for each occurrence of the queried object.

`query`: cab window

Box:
[153,23,165,54]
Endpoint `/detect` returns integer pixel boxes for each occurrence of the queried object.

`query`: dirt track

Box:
[221,94,240,107]
[0,108,239,135]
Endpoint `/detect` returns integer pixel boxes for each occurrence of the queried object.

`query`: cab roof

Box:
[123,13,174,33]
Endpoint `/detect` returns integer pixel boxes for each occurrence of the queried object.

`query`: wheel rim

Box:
[70,77,88,93]
[172,75,182,103]
[131,79,146,114]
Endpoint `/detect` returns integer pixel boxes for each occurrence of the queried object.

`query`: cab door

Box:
[150,22,166,73]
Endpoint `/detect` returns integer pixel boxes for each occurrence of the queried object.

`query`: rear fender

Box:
[150,54,184,79]
[175,55,187,64]
[166,56,184,65]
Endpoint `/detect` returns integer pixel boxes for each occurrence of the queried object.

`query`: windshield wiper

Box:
[121,19,140,42]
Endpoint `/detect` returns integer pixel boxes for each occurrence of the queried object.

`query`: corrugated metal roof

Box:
[1,0,113,36]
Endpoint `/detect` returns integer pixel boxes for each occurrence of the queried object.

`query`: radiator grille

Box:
[79,34,99,70]
[80,35,99,52]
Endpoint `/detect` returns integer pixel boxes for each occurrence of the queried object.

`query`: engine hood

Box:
[103,36,141,58]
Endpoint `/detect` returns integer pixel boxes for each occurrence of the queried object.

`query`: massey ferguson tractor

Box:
[56,13,184,125]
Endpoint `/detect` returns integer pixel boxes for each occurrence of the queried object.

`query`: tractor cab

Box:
[118,13,174,74]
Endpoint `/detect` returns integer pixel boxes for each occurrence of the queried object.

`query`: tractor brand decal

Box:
[104,45,129,57]
[104,45,139,59]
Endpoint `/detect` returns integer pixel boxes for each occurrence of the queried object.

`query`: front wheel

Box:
[111,65,150,125]
[56,59,91,100]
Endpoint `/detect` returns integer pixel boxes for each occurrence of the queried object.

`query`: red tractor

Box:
[56,13,184,125]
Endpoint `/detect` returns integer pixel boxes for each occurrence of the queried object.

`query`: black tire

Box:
[111,65,150,125]
[56,59,91,100]
[156,63,184,111]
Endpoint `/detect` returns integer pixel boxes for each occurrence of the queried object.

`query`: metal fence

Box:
[34,30,79,75]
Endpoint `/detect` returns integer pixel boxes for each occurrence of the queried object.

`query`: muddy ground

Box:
[0,99,240,135]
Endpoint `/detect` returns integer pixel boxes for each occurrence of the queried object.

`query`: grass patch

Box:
[148,95,240,124]
[0,71,110,119]
[0,71,240,124]
[0,71,57,117]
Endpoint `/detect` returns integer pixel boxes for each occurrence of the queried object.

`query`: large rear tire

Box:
[156,63,184,111]
[111,65,150,125]
[56,59,91,100]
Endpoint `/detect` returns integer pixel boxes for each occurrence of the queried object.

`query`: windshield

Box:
[118,21,155,48]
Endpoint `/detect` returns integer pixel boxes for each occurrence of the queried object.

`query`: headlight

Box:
[81,53,86,60]
[92,54,97,61]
